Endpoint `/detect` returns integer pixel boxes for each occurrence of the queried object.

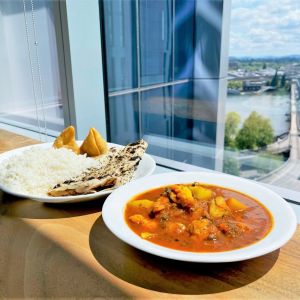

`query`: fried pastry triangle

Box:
[80,127,108,157]
[53,126,80,154]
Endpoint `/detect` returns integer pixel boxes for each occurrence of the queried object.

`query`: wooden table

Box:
[1,129,300,299]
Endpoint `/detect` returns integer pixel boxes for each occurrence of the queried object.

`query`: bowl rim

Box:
[102,171,297,263]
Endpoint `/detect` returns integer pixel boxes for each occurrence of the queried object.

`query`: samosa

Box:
[53,126,80,154]
[80,127,108,157]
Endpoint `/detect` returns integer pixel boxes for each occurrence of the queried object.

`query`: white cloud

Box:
[229,0,300,56]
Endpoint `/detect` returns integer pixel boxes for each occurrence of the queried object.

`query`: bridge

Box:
[267,135,290,154]
[261,80,300,189]
[228,75,273,81]
[267,81,300,155]
[255,86,276,94]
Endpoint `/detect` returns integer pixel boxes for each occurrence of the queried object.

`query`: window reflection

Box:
[173,82,217,144]
[103,0,138,92]
[140,83,218,169]
[141,86,172,138]
[109,93,139,145]
[139,0,173,86]
[174,0,195,80]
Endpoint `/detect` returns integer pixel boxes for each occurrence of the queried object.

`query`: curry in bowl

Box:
[125,183,273,252]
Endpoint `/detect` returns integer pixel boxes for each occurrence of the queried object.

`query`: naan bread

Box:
[48,140,148,197]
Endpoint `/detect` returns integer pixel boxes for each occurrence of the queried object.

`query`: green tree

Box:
[235,112,274,150]
[225,112,241,148]
[285,80,291,92]
[280,74,286,88]
[228,80,243,90]
[271,70,278,87]
[262,62,267,69]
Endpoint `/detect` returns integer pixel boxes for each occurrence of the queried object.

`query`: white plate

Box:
[0,142,156,203]
[102,171,297,263]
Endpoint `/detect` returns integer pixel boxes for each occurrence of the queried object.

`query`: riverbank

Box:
[226,91,290,136]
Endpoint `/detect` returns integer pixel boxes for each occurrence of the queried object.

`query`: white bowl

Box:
[102,171,297,263]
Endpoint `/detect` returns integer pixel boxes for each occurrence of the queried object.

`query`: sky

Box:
[229,0,300,57]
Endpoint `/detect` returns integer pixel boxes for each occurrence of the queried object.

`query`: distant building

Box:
[227,88,241,95]
[243,80,264,92]
[229,61,239,70]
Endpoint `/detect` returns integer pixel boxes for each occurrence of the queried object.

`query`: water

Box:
[226,92,290,136]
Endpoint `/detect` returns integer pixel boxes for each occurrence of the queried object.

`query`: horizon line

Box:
[230,54,300,59]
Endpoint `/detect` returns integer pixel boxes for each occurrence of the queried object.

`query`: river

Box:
[226,92,290,136]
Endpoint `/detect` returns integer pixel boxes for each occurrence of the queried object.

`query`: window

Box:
[0,0,64,137]
[101,0,300,196]
[225,0,300,193]
[1,0,299,200]
[102,0,225,171]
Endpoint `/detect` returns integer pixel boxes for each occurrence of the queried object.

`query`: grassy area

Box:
[273,87,290,96]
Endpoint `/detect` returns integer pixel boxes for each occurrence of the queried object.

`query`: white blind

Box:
[0,0,64,139]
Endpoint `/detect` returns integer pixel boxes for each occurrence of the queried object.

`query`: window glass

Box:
[141,86,172,138]
[173,81,217,145]
[102,0,300,194]
[0,0,64,135]
[102,0,137,92]
[141,83,217,169]
[224,0,300,191]
[109,93,140,145]
[174,0,195,80]
[103,0,221,170]
[139,0,173,86]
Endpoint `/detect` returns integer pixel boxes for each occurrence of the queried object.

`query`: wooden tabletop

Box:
[0,129,300,299]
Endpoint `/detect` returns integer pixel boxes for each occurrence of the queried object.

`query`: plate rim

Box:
[0,142,156,203]
[102,171,297,263]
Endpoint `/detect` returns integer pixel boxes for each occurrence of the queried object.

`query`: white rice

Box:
[0,147,98,196]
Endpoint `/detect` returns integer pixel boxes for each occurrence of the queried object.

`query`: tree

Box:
[271,70,278,87]
[227,80,243,90]
[262,62,267,69]
[280,74,286,88]
[225,112,241,148]
[285,80,291,92]
[235,111,274,150]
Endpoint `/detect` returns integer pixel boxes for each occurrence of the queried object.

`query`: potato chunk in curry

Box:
[169,185,196,208]
[127,199,154,210]
[209,197,230,219]
[226,197,248,211]
[189,185,213,201]
[129,214,158,231]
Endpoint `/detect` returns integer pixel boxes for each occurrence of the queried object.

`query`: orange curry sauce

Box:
[125,184,273,252]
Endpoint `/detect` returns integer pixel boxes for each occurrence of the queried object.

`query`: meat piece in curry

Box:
[125,183,273,252]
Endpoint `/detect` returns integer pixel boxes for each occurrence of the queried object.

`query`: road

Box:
[262,81,300,189]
